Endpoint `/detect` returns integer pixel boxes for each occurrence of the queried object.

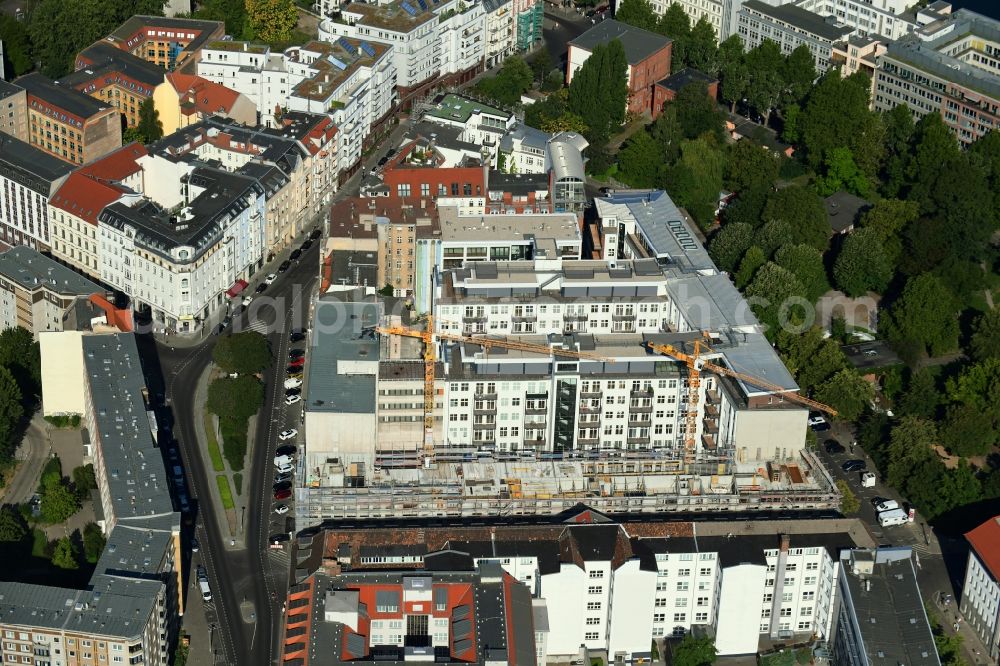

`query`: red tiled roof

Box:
[166,72,242,117]
[49,172,127,226]
[78,142,147,182]
[967,516,1000,580]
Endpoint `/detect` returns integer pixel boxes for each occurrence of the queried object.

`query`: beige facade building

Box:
[0,80,28,142]
[152,72,257,135]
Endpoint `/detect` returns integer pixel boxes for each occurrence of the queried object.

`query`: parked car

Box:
[254,283,267,294]
[861,471,877,488]
[842,459,866,472]
[196,565,208,582]
[273,488,292,501]
[273,454,293,467]
[242,295,254,307]
[274,472,292,484]
[274,504,290,515]
[288,348,305,359]
[300,239,313,250]
[273,480,292,492]
[279,429,298,441]
[291,327,307,336]
[870,496,891,508]
[878,508,908,527]
[287,365,303,374]
[284,387,301,397]
[288,357,305,367]
[310,228,321,240]
[824,439,845,454]
[290,249,302,260]
[264,273,277,285]
[276,444,297,456]
[284,378,302,389]
[875,500,900,514]
[278,260,291,273]
[289,332,306,342]
[284,394,301,406]
[191,537,199,552]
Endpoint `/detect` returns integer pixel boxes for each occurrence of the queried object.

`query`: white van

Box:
[273,454,293,467]
[199,579,212,603]
[875,500,899,513]
[878,508,908,527]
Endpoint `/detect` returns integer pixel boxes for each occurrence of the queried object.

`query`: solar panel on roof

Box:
[401,1,418,15]
[452,604,470,619]
[360,41,376,57]
[327,55,347,70]
[453,618,472,640]
[454,638,472,653]
[417,0,428,9]
[337,36,354,52]
[345,633,366,658]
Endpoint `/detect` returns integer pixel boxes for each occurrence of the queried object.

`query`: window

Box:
[695,612,708,622]
[396,184,411,196]
[801,606,813,616]
[699,568,712,576]
[653,613,665,622]
[585,617,601,625]
[805,562,818,570]
[678,569,691,576]
[585,632,600,641]
[696,597,708,607]
[673,613,686,623]
[780,608,792,617]
[586,602,601,611]
[655,599,666,607]
[676,582,689,591]
[588,586,603,594]
[675,597,688,607]
[589,570,605,579]
[802,591,815,601]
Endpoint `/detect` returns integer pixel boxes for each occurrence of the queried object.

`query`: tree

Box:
[781,44,816,107]
[530,49,551,84]
[725,140,779,193]
[885,274,959,359]
[836,479,860,515]
[617,131,663,188]
[0,505,27,542]
[880,104,914,196]
[672,635,716,666]
[798,73,883,176]
[857,198,918,266]
[723,185,769,228]
[775,327,847,392]
[135,99,163,144]
[39,480,80,524]
[51,537,79,570]
[945,359,1000,418]
[0,326,41,401]
[896,368,941,420]
[815,147,870,197]
[212,332,271,375]
[708,222,754,273]
[718,35,747,112]
[886,416,937,490]
[244,0,298,44]
[72,464,98,499]
[970,308,1000,362]
[832,228,893,297]
[761,185,829,251]
[666,136,724,229]
[568,40,628,141]
[524,88,569,129]
[674,82,724,141]
[614,0,657,31]
[0,15,33,76]
[906,112,961,209]
[476,56,533,106]
[745,40,784,124]
[193,0,247,36]
[207,375,265,423]
[83,522,106,564]
[775,244,829,302]
[657,3,690,40]
[539,112,588,135]
[940,404,995,457]
[746,262,808,337]
[649,105,684,164]
[0,367,23,464]
[685,17,717,73]
[735,246,766,289]
[815,369,874,422]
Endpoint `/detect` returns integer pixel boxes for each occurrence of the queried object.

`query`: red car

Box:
[289,356,305,367]
[274,488,292,501]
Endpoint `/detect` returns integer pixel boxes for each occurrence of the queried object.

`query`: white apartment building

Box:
[197,42,296,127]
[796,0,916,40]
[98,165,266,333]
[651,0,734,39]
[0,134,73,251]
[318,512,864,661]
[962,516,1000,661]
[483,0,516,68]
[737,0,854,72]
[320,0,442,95]
[439,3,487,77]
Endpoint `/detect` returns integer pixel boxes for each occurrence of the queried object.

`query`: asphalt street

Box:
[141,238,320,666]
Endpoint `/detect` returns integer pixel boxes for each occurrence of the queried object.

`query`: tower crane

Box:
[376,316,615,456]
[645,340,837,458]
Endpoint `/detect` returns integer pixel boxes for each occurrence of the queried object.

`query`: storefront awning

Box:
[226,279,249,297]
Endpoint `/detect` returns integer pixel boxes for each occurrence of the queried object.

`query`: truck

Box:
[877,508,908,527]
[860,472,876,488]
[199,579,212,603]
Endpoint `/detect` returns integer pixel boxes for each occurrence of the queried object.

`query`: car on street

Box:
[274,503,290,515]
[264,273,277,285]
[273,480,292,492]
[300,239,313,251]
[875,499,900,513]
[290,249,302,260]
[287,365,303,374]
[254,283,267,294]
[808,413,827,427]
[269,533,290,545]
[289,348,304,359]
[289,332,306,342]
[289,357,305,367]
[274,471,292,484]
[275,462,294,474]
[310,228,321,240]
[824,439,845,454]
[284,378,302,389]
[191,537,199,552]
[222,315,232,328]
[279,429,298,441]
[377,156,389,167]
[197,565,207,582]
[285,387,301,397]
[842,459,867,472]
[811,421,831,432]
[870,496,890,508]
[274,454,293,467]
[285,394,301,406]
[274,487,292,501]
[278,260,291,273]
[241,295,254,307]
[276,444,297,456]
[291,327,307,335]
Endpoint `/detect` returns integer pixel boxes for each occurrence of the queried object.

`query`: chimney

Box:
[779,534,790,552]
[243,42,248,52]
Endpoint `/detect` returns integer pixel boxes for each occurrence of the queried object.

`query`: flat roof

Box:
[741,0,854,41]
[290,39,391,102]
[66,42,166,90]
[840,548,940,666]
[425,93,510,125]
[15,72,111,120]
[0,246,102,296]
[570,19,671,65]
[107,15,224,55]
[656,67,716,93]
[82,334,179,525]
[340,0,437,33]
[305,299,381,414]
[438,208,580,244]
[0,133,74,195]
[0,79,23,101]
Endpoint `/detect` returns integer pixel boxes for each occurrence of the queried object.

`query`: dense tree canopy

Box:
[833,228,893,297]
[567,40,628,142]
[212,332,271,375]
[760,186,829,251]
[475,57,533,106]
[207,375,265,423]
[245,0,298,44]
[884,274,960,360]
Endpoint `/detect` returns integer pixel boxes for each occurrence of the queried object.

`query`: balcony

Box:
[473,421,496,429]
[580,389,602,398]
[474,403,497,414]
[629,404,653,414]
[512,314,537,322]
[523,434,546,445]
[577,437,600,446]
[612,312,635,320]
[628,415,652,427]
[627,435,651,445]
[706,388,721,404]
[703,418,719,434]
[704,403,719,418]
[702,433,716,449]
[631,387,654,397]
[564,313,588,321]
[474,390,497,400]
[525,405,547,415]
[580,403,602,413]
[462,314,487,322]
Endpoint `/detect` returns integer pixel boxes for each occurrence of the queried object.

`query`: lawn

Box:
[215,475,235,510]
[204,413,225,472]
[31,529,48,559]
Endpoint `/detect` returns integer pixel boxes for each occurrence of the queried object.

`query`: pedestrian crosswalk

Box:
[234,318,269,335]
